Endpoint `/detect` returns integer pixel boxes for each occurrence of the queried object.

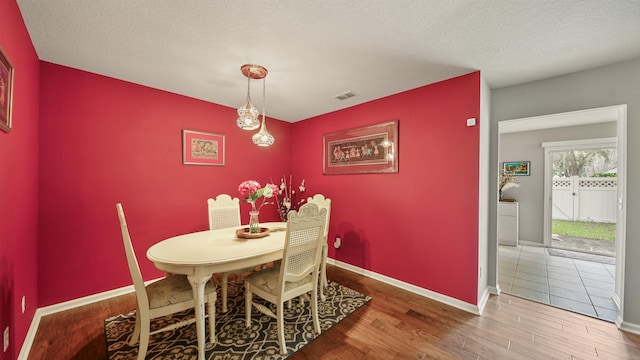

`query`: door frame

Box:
[497,104,627,323]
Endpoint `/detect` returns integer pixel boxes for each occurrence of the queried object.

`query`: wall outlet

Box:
[21,296,26,314]
[334,237,341,249]
[3,326,8,352]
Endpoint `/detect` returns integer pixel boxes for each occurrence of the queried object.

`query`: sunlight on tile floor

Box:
[498,245,618,322]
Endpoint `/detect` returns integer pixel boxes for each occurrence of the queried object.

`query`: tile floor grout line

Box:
[499,244,617,322]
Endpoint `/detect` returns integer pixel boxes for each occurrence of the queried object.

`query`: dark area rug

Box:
[547,247,615,265]
[105,280,370,359]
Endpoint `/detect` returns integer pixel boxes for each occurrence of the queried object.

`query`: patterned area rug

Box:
[105,280,370,359]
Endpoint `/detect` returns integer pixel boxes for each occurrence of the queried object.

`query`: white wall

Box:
[490,57,640,329]
[478,75,490,306]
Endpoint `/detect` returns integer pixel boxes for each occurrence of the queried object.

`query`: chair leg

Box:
[277,301,287,355]
[245,286,252,327]
[222,272,229,312]
[320,243,328,300]
[311,285,321,334]
[128,306,141,346]
[137,316,150,360]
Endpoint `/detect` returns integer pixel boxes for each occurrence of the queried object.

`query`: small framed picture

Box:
[503,161,530,176]
[0,47,14,133]
[182,129,225,166]
[323,120,398,175]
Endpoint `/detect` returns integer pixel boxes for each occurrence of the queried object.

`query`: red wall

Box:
[291,72,480,303]
[38,67,480,309]
[0,1,41,357]
[38,63,291,306]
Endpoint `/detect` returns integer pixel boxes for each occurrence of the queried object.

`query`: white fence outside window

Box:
[552,176,617,223]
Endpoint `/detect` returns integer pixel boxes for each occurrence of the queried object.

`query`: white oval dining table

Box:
[146,222,287,360]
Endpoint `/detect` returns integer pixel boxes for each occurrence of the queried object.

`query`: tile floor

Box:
[498,245,618,322]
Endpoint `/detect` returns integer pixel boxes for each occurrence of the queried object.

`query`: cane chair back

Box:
[207,194,259,312]
[207,194,241,230]
[305,194,331,298]
[244,203,327,355]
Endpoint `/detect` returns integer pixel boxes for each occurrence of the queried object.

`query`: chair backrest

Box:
[280,203,327,285]
[306,194,331,238]
[207,194,241,230]
[116,203,149,308]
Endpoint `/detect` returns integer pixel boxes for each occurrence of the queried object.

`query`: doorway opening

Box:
[549,147,617,258]
[496,105,626,324]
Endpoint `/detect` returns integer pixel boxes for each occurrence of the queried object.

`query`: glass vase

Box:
[249,210,260,233]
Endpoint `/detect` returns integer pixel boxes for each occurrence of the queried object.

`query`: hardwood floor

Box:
[27,265,640,359]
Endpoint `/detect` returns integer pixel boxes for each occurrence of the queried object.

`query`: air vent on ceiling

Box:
[334,91,357,101]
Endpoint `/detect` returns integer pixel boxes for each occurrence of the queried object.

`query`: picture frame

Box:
[182,129,225,166]
[0,47,14,133]
[503,161,530,176]
[323,120,398,175]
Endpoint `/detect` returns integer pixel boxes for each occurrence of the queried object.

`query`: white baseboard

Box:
[477,287,491,315]
[517,240,544,247]
[327,258,483,315]
[18,279,160,359]
[618,318,640,335]
[489,285,500,295]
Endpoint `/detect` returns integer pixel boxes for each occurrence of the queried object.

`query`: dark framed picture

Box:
[503,161,530,176]
[182,129,225,166]
[0,47,14,133]
[323,120,398,175]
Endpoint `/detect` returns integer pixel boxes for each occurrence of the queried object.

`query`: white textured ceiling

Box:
[17,0,640,122]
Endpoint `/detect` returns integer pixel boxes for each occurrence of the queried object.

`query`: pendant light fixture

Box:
[236,64,267,131]
[252,73,275,147]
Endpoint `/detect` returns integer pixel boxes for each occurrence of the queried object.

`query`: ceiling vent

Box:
[334,91,357,101]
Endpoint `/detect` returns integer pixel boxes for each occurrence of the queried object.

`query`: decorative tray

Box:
[236,227,271,239]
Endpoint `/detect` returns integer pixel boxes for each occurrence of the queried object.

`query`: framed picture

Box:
[323,120,398,175]
[182,129,225,166]
[503,161,530,176]
[0,47,14,133]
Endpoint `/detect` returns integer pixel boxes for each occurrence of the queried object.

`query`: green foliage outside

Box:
[552,220,616,241]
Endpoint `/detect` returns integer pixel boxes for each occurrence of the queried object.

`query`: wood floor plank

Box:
[25,265,640,360]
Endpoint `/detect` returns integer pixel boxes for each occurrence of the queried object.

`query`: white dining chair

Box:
[306,194,331,300]
[207,194,261,312]
[116,203,217,360]
[244,203,327,355]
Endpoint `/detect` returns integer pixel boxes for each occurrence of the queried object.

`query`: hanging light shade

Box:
[252,76,275,147]
[236,64,267,130]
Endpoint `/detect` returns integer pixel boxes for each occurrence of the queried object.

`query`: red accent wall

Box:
[38,63,291,306]
[0,1,40,357]
[291,72,480,303]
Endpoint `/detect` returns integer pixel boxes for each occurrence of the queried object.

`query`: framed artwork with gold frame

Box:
[323,120,398,175]
[0,47,14,133]
[182,129,225,166]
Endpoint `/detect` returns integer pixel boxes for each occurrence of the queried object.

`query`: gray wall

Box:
[500,122,617,244]
[490,57,640,328]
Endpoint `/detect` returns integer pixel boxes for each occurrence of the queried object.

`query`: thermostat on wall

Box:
[466,118,476,126]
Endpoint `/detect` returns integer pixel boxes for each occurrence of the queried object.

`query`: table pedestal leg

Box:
[188,273,211,360]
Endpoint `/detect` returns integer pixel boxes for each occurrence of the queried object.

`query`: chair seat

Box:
[147,274,216,309]
[246,266,313,294]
